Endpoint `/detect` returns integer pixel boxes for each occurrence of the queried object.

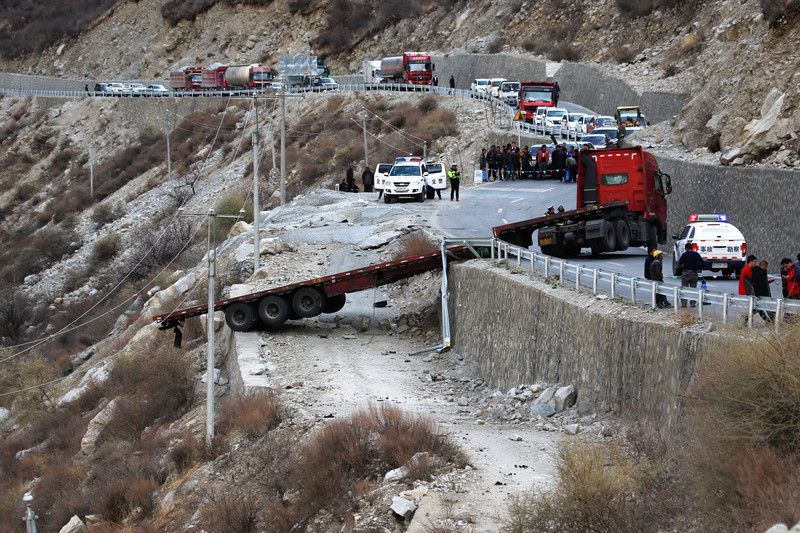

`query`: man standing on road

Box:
[345,164,355,193]
[479,148,487,180]
[535,145,549,179]
[553,81,560,106]
[449,75,455,95]
[644,247,655,280]
[650,250,671,308]
[739,255,757,296]
[678,243,704,308]
[751,260,775,322]
[448,163,460,201]
[361,166,374,193]
[432,75,438,86]
[486,145,497,181]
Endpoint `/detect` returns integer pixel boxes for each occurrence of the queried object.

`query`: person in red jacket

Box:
[535,145,549,179]
[739,255,757,295]
[781,258,799,299]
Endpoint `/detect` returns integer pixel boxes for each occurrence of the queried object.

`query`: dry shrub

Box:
[391,233,439,261]
[549,43,580,62]
[684,325,800,528]
[218,390,283,439]
[91,202,125,229]
[199,492,262,533]
[760,0,800,26]
[614,45,636,64]
[522,37,549,55]
[503,439,663,532]
[105,343,196,440]
[294,404,465,519]
[421,108,458,138]
[167,430,204,473]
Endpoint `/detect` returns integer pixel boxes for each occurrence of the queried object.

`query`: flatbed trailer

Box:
[492,201,630,249]
[153,245,485,332]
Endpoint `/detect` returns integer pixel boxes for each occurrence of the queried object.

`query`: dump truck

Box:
[170,66,204,91]
[518,81,555,122]
[493,146,672,257]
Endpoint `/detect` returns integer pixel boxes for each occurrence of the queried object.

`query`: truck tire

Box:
[614,220,631,251]
[601,222,616,253]
[258,295,290,327]
[565,242,581,257]
[292,287,326,318]
[225,302,257,332]
[322,293,347,313]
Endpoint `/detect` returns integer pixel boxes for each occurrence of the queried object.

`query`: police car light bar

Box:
[689,214,728,222]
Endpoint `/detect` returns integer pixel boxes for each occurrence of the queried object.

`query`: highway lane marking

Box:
[497,208,503,213]
[607,261,625,267]
[510,198,524,204]
[502,218,508,224]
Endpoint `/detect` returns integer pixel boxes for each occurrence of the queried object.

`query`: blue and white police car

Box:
[671,214,747,278]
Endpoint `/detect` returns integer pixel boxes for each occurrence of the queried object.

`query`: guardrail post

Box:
[491,239,496,261]
[775,299,783,333]
[503,243,508,262]
[592,269,598,295]
[517,246,521,266]
[544,256,550,278]
[610,273,616,299]
[559,261,564,285]
[651,282,657,309]
[722,293,729,323]
[530,251,535,273]
[698,289,704,319]
[673,287,679,312]
[631,277,637,303]
[575,265,581,290]
[747,296,754,328]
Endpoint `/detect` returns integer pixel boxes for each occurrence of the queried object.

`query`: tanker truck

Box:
[380,53,434,85]
[224,64,275,90]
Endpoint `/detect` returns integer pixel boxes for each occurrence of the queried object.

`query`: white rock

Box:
[59,515,86,533]
[508,434,523,441]
[764,525,789,533]
[390,496,417,519]
[0,407,9,424]
[81,398,118,455]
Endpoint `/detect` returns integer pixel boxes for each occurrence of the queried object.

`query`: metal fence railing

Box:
[452,237,800,332]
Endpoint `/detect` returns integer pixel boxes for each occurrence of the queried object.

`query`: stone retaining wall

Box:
[448,261,723,428]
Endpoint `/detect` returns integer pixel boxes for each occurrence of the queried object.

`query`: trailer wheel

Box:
[565,242,581,257]
[614,220,631,251]
[603,222,617,252]
[225,302,257,332]
[541,245,565,258]
[292,287,326,318]
[322,293,347,313]
[258,295,290,327]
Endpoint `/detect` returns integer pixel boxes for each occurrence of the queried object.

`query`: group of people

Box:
[479,142,579,181]
[340,162,461,201]
[645,247,800,320]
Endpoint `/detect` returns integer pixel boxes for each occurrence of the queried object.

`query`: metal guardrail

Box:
[465,237,800,332]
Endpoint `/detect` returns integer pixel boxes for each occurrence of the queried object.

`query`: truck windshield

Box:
[390,166,422,177]
[408,62,431,72]
[521,87,553,101]
[253,72,273,81]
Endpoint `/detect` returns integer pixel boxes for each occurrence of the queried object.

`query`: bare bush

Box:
[88,233,121,272]
[0,289,32,344]
[91,202,125,230]
[218,390,283,439]
[391,233,439,261]
[199,492,262,533]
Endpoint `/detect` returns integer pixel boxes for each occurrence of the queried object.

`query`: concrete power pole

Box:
[206,210,216,451]
[253,100,260,272]
[166,113,172,181]
[280,88,286,206]
[362,115,369,169]
[89,143,94,197]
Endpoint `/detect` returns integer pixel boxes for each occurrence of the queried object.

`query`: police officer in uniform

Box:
[448,163,460,201]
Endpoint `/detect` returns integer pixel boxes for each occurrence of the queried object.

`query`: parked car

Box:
[373,163,393,194]
[562,112,589,134]
[590,126,620,143]
[470,78,491,93]
[145,84,169,96]
[534,107,548,126]
[544,107,569,129]
[578,134,610,149]
[498,81,521,106]
[488,78,507,98]
[93,83,112,95]
[129,83,146,96]
[585,115,614,133]
[313,77,338,90]
[105,83,126,95]
[671,214,747,278]
[577,115,596,135]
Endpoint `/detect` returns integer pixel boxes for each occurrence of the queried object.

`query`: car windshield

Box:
[476,80,488,86]
[321,78,334,83]
[568,115,582,122]
[521,87,553,101]
[596,117,614,126]
[593,128,617,136]
[389,166,421,177]
[547,110,567,118]
[581,135,606,146]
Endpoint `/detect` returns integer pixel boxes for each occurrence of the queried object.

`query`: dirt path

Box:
[261,320,560,531]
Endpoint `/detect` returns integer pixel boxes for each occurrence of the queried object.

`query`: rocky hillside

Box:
[3,0,800,167]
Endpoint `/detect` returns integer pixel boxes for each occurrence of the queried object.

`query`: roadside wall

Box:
[659,156,800,271]
[448,261,723,428]
[432,53,687,124]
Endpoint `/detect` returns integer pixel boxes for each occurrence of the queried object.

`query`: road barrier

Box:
[456,237,800,332]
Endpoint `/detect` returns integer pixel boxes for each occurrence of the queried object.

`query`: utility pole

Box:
[206,209,216,451]
[253,99,260,272]
[362,115,369,169]
[22,493,36,533]
[89,143,94,198]
[166,113,172,181]
[280,87,286,206]
[423,141,427,161]
[270,121,276,170]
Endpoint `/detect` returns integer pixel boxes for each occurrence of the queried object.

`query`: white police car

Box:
[384,157,427,203]
[671,214,747,277]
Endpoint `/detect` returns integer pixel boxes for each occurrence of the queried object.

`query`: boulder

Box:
[229,221,252,238]
[531,403,555,418]
[260,236,294,255]
[553,385,577,412]
[764,525,789,533]
[532,385,558,407]
[59,515,86,533]
[81,398,118,455]
[390,496,417,520]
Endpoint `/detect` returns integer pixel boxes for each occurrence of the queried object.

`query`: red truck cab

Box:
[518,81,555,122]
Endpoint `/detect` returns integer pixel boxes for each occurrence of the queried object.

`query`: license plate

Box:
[539,236,553,246]
[396,188,408,192]
[712,263,727,269]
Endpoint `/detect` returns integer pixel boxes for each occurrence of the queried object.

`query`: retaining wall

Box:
[448,261,724,428]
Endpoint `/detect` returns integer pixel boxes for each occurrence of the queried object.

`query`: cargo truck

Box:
[518,81,556,122]
[493,146,672,258]
[170,66,204,91]
[363,60,383,83]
